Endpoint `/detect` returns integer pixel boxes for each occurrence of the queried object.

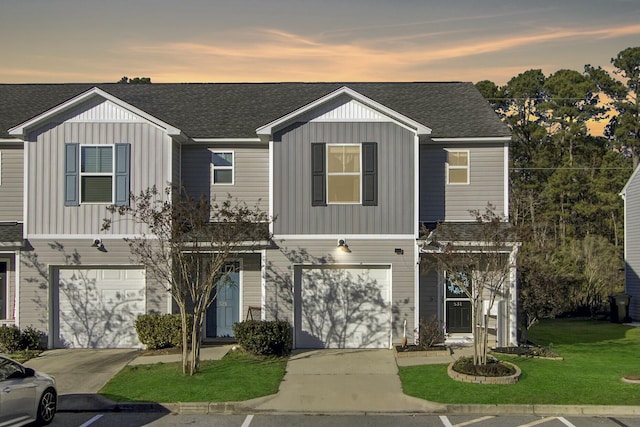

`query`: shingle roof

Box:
[421,221,517,243]
[0,222,23,247]
[0,82,511,139]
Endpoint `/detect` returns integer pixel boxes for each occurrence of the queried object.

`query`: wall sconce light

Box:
[337,239,351,253]
[92,238,107,252]
[394,248,404,255]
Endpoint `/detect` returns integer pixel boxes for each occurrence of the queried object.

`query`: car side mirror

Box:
[24,367,35,377]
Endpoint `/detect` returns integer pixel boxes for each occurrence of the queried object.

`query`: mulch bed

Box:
[453,356,516,377]
[492,345,561,359]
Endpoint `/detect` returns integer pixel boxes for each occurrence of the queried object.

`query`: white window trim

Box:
[445,149,470,185]
[211,150,235,185]
[326,143,361,205]
[79,144,115,204]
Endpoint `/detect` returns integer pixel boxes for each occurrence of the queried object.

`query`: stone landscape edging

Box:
[447,360,521,384]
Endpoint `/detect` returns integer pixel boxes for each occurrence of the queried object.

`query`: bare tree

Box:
[102,186,270,375]
[421,204,518,365]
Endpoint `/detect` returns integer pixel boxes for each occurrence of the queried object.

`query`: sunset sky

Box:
[1,0,638,85]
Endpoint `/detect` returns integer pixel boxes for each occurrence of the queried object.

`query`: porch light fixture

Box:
[337,239,351,253]
[91,238,107,252]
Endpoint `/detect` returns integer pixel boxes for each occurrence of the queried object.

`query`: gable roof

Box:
[0,82,511,140]
[620,164,640,197]
[8,87,182,137]
[256,86,432,137]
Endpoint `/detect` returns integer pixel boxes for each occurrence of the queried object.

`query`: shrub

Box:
[417,316,445,349]
[135,313,192,350]
[0,325,22,353]
[20,326,44,350]
[0,325,45,353]
[233,320,292,356]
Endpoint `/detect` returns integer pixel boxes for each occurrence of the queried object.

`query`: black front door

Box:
[0,262,6,319]
[446,300,471,333]
[444,272,472,334]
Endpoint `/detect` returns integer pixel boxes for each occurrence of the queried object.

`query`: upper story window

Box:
[446,150,469,185]
[64,143,130,207]
[311,142,377,207]
[327,144,360,204]
[211,151,234,185]
[81,146,113,203]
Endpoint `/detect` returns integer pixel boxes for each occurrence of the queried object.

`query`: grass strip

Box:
[399,319,640,405]
[100,351,287,402]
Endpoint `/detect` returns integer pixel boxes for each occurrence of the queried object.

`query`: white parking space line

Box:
[557,417,577,427]
[518,417,557,427]
[78,414,103,427]
[241,414,254,427]
[440,416,495,427]
[457,416,496,426]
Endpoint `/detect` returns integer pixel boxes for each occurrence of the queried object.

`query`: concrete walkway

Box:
[24,348,138,394]
[249,349,447,413]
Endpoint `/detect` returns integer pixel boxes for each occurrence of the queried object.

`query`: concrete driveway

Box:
[250,349,447,413]
[24,349,138,394]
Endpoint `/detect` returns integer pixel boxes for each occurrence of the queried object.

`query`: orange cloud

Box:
[123,23,640,83]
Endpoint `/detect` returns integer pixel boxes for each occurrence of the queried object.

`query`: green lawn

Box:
[399,319,640,405]
[99,351,287,403]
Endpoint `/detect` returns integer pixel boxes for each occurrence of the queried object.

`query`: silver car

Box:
[0,355,57,426]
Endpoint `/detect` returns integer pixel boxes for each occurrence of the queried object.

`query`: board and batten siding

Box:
[420,142,505,222]
[26,122,171,236]
[181,144,269,212]
[625,170,640,321]
[273,122,415,235]
[264,238,417,344]
[18,238,168,334]
[0,146,23,222]
[240,254,262,320]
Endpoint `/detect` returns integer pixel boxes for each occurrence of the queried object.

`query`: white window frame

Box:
[326,143,361,205]
[211,150,234,185]
[445,149,470,185]
[80,144,114,204]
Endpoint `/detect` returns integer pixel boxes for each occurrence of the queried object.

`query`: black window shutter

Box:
[362,142,378,206]
[311,143,326,206]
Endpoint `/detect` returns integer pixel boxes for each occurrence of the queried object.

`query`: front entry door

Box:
[444,271,472,334]
[206,262,240,338]
[0,262,6,319]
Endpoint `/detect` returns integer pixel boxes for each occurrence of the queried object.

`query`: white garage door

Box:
[57,268,145,348]
[295,265,391,349]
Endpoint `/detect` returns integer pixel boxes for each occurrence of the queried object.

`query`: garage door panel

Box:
[296,266,391,349]
[58,268,145,348]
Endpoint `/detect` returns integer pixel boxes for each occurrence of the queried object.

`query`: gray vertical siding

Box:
[172,141,181,189]
[264,238,416,344]
[419,266,439,323]
[420,142,505,222]
[625,170,640,321]
[181,144,269,212]
[26,122,171,236]
[273,122,415,235]
[18,238,168,335]
[0,146,23,222]
[241,254,262,320]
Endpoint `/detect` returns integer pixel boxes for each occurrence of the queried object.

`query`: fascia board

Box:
[431,137,512,143]
[256,86,432,137]
[8,87,183,137]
